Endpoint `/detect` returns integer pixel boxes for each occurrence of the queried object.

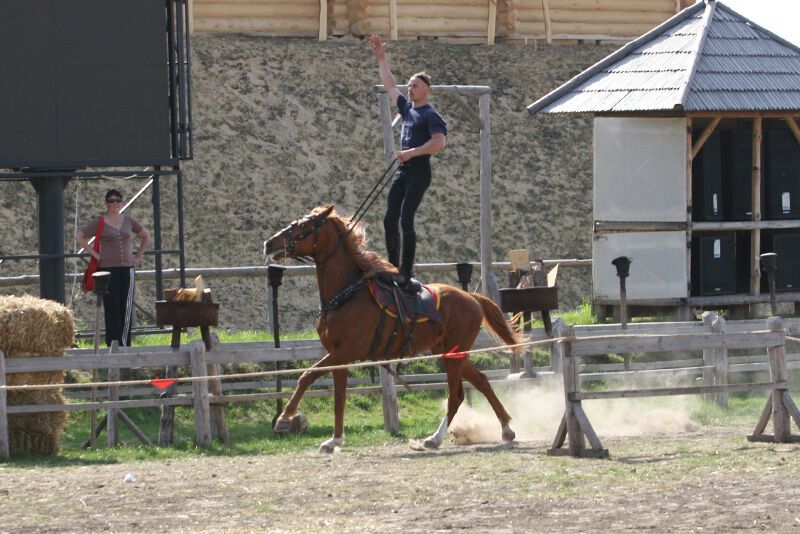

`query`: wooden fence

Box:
[1,313,799,458]
[190,0,693,44]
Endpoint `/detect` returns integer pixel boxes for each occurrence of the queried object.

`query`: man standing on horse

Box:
[369,34,447,290]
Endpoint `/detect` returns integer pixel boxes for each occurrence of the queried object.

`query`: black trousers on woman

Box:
[103,266,135,347]
[383,160,432,278]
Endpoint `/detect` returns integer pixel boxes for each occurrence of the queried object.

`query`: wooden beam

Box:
[0,349,9,459]
[446,94,484,129]
[751,117,762,295]
[487,0,497,45]
[573,381,786,401]
[691,116,720,160]
[786,117,800,147]
[541,0,552,44]
[319,0,328,41]
[686,116,693,302]
[389,0,397,40]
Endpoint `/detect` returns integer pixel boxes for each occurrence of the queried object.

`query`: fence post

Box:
[561,325,584,456]
[550,317,565,375]
[207,334,229,445]
[189,341,212,448]
[766,316,790,442]
[379,364,400,435]
[0,349,9,459]
[713,315,728,407]
[701,312,716,401]
[106,341,120,447]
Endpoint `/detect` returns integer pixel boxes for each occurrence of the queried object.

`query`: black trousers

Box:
[383,161,432,276]
[103,266,135,347]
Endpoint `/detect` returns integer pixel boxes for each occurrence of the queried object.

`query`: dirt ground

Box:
[2,425,800,533]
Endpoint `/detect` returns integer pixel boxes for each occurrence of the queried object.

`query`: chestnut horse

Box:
[263,205,521,453]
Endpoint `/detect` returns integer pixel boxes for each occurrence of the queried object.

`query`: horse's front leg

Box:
[319,368,348,453]
[274,352,335,433]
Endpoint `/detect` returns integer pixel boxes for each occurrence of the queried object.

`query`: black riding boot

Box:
[399,231,421,292]
[385,229,400,268]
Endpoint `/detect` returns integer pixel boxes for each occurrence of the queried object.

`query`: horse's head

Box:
[263,205,335,261]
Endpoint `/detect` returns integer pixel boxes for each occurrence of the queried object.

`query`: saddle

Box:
[368,277,443,325]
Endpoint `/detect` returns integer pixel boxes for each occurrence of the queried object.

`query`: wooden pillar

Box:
[319,0,328,41]
[487,0,497,45]
[701,311,716,400]
[207,335,229,445]
[766,316,789,442]
[379,364,400,434]
[479,93,497,302]
[378,94,397,164]
[702,313,728,407]
[686,116,693,301]
[389,0,398,40]
[541,0,552,44]
[0,349,9,459]
[106,342,120,448]
[190,341,212,448]
[550,316,565,375]
[560,326,582,455]
[751,116,762,295]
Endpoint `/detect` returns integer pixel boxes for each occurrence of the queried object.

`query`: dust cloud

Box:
[449,377,701,445]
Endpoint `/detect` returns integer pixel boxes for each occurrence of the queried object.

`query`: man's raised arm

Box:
[369,34,401,107]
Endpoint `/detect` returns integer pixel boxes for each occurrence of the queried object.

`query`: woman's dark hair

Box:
[105,189,123,202]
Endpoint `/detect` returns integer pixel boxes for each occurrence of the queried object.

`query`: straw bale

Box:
[0,295,73,455]
[0,295,74,356]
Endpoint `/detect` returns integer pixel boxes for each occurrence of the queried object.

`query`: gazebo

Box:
[528,0,800,319]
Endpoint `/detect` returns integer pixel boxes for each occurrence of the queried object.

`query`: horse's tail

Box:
[471,292,523,349]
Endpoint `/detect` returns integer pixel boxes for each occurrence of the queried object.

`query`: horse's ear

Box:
[320,205,334,218]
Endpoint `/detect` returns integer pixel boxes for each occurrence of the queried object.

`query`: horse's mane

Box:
[312,206,398,277]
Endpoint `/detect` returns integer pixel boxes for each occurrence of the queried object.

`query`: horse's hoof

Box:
[422,436,442,449]
[318,436,343,454]
[502,425,516,442]
[273,412,308,434]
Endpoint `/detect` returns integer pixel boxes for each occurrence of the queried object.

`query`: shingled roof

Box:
[527,0,800,114]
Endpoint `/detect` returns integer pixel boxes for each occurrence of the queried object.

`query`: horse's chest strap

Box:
[320,279,365,315]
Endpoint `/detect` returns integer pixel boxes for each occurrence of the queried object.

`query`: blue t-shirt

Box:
[397,94,447,160]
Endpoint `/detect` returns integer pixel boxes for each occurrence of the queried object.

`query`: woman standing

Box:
[77,189,150,347]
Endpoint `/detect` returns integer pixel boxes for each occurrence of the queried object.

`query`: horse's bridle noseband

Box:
[276,212,329,264]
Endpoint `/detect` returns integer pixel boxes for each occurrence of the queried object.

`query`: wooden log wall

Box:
[192,0,692,43]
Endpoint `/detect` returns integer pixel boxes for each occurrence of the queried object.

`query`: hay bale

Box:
[0,295,74,455]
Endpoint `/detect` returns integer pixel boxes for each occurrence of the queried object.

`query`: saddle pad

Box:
[368,280,442,324]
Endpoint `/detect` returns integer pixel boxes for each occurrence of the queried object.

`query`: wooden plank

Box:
[445,93,484,129]
[541,0,552,43]
[380,364,400,434]
[713,316,729,407]
[319,0,328,40]
[192,17,319,33]
[572,381,786,401]
[8,397,192,414]
[389,0,398,40]
[190,342,212,448]
[746,434,800,443]
[766,317,789,442]
[0,350,9,459]
[117,410,153,446]
[751,396,773,437]
[785,117,800,147]
[691,117,721,160]
[572,331,784,357]
[193,3,319,18]
[107,367,120,447]
[686,116,693,307]
[688,292,800,307]
[487,0,497,45]
[6,350,191,373]
[782,391,800,432]
[206,346,323,365]
[594,221,688,232]
[573,402,606,454]
[547,0,674,11]
[692,220,800,231]
[550,413,567,450]
[581,358,705,373]
[479,93,493,300]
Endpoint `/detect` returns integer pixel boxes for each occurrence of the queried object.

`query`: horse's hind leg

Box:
[461,360,516,442]
[423,358,465,449]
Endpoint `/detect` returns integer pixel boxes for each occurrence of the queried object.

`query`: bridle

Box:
[273,212,330,266]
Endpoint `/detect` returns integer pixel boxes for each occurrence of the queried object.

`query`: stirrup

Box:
[397,274,422,293]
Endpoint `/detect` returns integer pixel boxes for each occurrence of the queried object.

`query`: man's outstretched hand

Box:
[369,34,386,60]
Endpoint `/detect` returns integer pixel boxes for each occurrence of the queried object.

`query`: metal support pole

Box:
[152,167,164,299]
[29,176,70,303]
[455,262,473,292]
[612,256,632,369]
[268,265,285,416]
[176,167,186,287]
[760,253,779,317]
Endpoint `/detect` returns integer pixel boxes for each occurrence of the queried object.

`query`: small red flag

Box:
[441,345,467,359]
[150,378,178,390]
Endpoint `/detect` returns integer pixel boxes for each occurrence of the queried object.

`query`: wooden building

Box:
[190,0,694,44]
[528,0,800,319]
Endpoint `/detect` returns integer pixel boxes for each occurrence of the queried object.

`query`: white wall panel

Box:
[593,231,688,300]
[593,117,687,222]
